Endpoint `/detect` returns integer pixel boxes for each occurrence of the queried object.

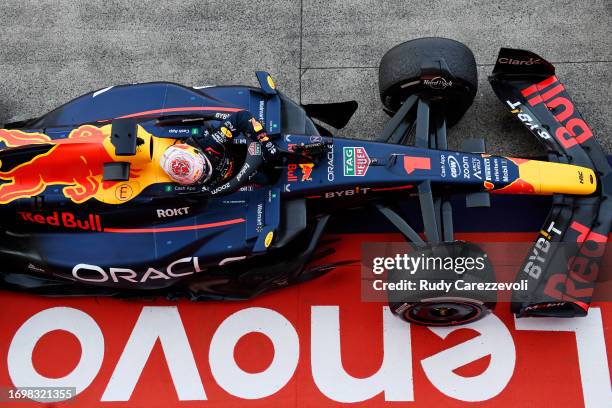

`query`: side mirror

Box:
[255,71,278,95]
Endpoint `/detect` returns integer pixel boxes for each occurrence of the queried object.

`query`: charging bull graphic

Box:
[0,125,176,204]
[0,126,111,203]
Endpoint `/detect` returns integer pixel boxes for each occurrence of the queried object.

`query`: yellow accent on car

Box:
[267,75,276,89]
[250,118,263,133]
[220,127,233,139]
[264,231,274,248]
[518,160,597,195]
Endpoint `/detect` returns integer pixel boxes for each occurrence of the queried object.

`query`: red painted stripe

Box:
[104,218,245,234]
[540,83,564,103]
[371,185,413,192]
[575,301,590,311]
[527,94,543,107]
[536,75,558,90]
[403,156,431,174]
[520,83,539,97]
[116,106,242,119]
[507,157,530,165]
[522,75,558,99]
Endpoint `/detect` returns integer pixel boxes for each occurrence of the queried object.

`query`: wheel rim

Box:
[404,300,484,326]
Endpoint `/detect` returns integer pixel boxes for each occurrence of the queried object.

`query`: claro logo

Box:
[498,57,542,65]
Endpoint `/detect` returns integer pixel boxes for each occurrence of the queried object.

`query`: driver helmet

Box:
[161,144,211,185]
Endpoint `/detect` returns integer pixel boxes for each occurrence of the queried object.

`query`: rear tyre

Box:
[378,37,478,127]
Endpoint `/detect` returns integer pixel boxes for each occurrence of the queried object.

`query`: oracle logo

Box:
[72,257,202,283]
[5,306,610,406]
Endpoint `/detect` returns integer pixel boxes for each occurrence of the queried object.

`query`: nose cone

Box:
[524,160,597,195]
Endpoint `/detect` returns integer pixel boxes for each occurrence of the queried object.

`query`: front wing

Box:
[489,48,612,317]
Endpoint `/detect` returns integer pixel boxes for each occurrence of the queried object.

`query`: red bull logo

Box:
[17,211,103,232]
[299,163,314,181]
[287,162,315,183]
[0,126,111,204]
[0,125,176,205]
[520,76,593,149]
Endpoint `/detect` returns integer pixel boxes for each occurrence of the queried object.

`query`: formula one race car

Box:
[0,37,609,326]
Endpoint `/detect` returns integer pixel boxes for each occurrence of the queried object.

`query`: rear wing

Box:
[489,48,612,318]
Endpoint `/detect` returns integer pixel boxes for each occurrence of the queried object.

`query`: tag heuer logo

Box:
[343,147,371,176]
[248,142,261,155]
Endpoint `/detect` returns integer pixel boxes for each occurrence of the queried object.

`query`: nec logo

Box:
[157,207,190,218]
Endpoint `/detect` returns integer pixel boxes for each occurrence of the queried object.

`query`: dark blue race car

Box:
[0,37,609,326]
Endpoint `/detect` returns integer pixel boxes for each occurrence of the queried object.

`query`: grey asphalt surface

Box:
[0,0,610,156]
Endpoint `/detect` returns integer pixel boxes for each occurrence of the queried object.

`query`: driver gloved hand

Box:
[242,116,280,162]
[257,132,281,163]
